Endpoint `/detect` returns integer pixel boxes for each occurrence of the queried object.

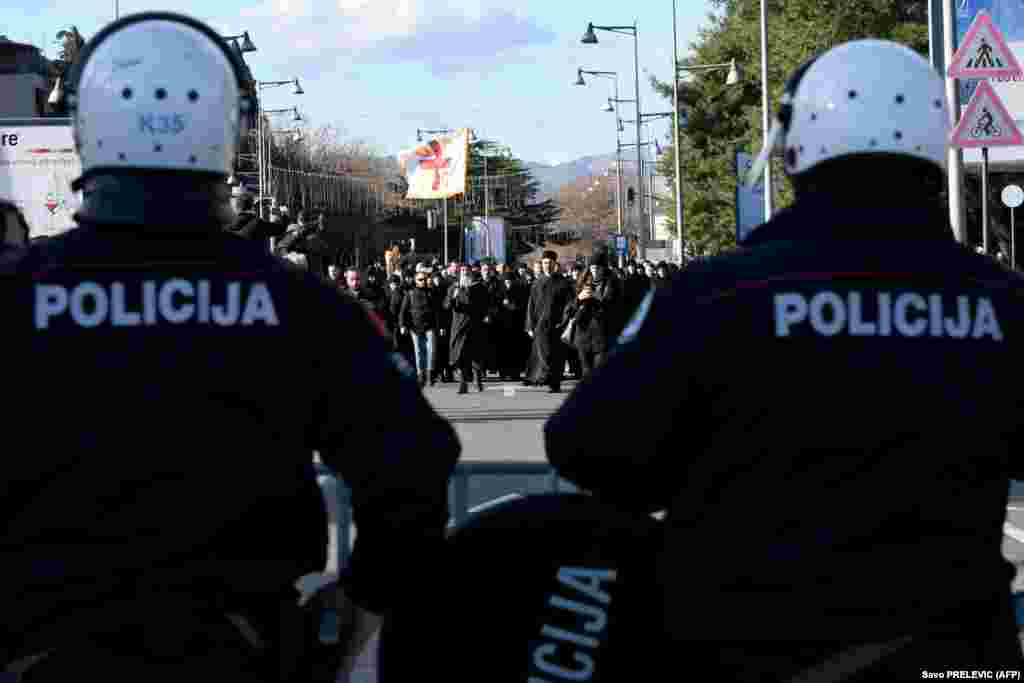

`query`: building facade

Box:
[0,38,51,118]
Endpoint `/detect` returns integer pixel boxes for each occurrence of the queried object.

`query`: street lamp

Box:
[255,78,304,218]
[672,55,742,263]
[582,19,645,258]
[262,107,304,214]
[575,68,625,240]
[759,0,771,221]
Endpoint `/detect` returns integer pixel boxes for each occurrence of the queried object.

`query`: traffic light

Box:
[627,188,635,205]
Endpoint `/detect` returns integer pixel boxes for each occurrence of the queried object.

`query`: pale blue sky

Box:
[5,0,713,165]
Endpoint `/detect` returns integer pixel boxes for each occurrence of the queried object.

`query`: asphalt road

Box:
[424,376,576,463]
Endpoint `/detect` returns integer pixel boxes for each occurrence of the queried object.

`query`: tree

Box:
[466,137,559,230]
[436,136,560,258]
[555,175,618,242]
[263,121,403,217]
[651,0,931,257]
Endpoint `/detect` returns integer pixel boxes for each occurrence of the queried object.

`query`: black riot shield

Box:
[377,493,665,683]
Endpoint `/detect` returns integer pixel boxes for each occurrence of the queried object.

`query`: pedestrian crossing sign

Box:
[948,10,1023,80]
[951,79,1023,148]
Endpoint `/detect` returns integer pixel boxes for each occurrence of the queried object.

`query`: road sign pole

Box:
[983,146,990,254]
[1012,205,1016,269]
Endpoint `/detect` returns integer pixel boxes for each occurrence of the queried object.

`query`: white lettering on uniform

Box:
[111,282,139,326]
[143,281,157,325]
[973,299,1002,340]
[159,278,194,323]
[213,282,240,326]
[848,292,876,336]
[809,291,845,336]
[773,291,1004,341]
[71,282,107,328]
[774,293,807,337]
[893,293,926,337]
[242,283,277,325]
[945,297,971,338]
[532,645,594,681]
[528,567,617,682]
[197,279,211,323]
[34,280,280,330]
[35,285,67,329]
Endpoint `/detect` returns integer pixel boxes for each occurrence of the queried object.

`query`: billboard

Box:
[735,149,765,243]
[957,1,1024,168]
[464,216,505,264]
[0,118,81,239]
[398,127,470,199]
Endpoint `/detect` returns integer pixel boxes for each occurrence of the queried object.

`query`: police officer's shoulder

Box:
[267,254,389,332]
[12,225,92,275]
[672,244,775,299]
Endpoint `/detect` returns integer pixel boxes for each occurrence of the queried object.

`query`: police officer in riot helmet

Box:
[226,183,283,244]
[545,40,1024,679]
[0,12,459,682]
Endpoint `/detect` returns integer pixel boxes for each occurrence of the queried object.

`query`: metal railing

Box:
[328,462,577,565]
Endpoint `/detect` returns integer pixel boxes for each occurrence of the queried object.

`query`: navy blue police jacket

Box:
[545,199,1024,642]
[0,222,460,648]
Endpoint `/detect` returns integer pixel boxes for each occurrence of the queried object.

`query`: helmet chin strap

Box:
[745,120,783,189]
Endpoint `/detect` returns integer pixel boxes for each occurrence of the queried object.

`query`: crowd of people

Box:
[218,165,688,395]
[315,250,677,394]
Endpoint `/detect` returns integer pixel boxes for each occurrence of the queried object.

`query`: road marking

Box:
[503,385,516,398]
[1004,522,1024,545]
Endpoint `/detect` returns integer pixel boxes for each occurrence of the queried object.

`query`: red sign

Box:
[950,79,1024,148]
[948,10,1023,80]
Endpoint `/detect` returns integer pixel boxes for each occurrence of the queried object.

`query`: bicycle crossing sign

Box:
[951,79,1023,148]
[948,10,1023,80]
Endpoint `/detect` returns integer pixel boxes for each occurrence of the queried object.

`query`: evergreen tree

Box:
[652,0,932,257]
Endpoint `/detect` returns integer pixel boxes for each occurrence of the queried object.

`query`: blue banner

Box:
[735,148,765,244]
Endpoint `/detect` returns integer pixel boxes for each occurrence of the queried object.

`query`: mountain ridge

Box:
[525,153,644,199]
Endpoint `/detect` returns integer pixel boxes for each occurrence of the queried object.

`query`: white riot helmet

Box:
[746,39,950,187]
[64,12,251,188]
